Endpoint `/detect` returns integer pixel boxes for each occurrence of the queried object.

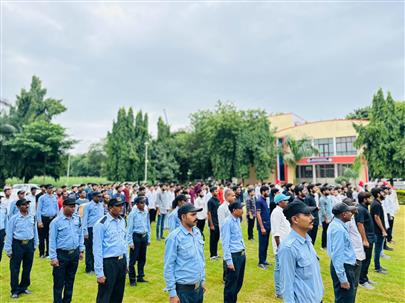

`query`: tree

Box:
[280,136,319,182]
[346,106,371,120]
[6,121,74,182]
[354,89,405,178]
[70,142,107,177]
[0,76,73,185]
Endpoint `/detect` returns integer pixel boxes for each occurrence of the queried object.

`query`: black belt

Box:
[133,232,147,238]
[231,250,245,256]
[13,238,33,245]
[176,281,202,291]
[104,255,125,260]
[57,248,79,255]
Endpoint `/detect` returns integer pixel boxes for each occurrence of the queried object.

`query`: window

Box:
[296,165,313,178]
[337,164,352,176]
[316,164,335,178]
[314,138,334,156]
[336,136,356,155]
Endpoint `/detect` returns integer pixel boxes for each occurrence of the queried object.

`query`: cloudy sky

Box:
[2,1,404,154]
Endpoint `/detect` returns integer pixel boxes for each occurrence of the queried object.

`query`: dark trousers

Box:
[374,234,384,270]
[156,214,166,240]
[53,248,80,303]
[209,226,220,257]
[39,216,55,256]
[258,228,270,264]
[224,252,246,303]
[0,229,5,262]
[386,215,394,243]
[10,239,34,294]
[96,257,127,303]
[128,233,148,283]
[321,221,329,248]
[196,219,206,241]
[359,243,374,284]
[330,262,356,303]
[149,209,157,223]
[176,284,204,303]
[308,222,319,245]
[247,217,255,240]
[353,261,362,302]
[84,227,94,273]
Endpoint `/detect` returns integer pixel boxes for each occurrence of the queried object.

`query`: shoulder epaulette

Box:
[100,216,107,224]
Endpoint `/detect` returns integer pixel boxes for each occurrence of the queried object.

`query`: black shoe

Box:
[130,282,137,287]
[384,246,394,251]
[161,236,166,240]
[137,278,148,283]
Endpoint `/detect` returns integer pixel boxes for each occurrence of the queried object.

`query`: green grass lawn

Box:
[1,207,404,303]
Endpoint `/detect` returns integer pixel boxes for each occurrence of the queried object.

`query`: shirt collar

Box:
[290,229,311,244]
[179,224,192,235]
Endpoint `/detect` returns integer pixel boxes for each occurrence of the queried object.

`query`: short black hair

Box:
[371,187,382,199]
[294,185,304,195]
[358,191,371,203]
[260,185,269,194]
[271,188,279,195]
[307,184,315,192]
[247,188,254,194]
[210,186,217,193]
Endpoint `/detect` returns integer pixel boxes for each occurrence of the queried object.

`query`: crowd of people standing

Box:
[0,179,401,303]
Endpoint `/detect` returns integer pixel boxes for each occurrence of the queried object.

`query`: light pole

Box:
[66,154,71,184]
[144,142,149,183]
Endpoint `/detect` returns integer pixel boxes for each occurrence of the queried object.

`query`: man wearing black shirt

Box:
[355,191,376,288]
[207,186,220,260]
[304,184,320,245]
[370,187,388,274]
[35,184,46,203]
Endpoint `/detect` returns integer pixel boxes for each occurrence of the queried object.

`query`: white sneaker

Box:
[359,282,374,290]
[381,254,391,260]
[368,279,377,285]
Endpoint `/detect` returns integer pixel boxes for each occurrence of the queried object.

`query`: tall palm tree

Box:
[280,136,319,171]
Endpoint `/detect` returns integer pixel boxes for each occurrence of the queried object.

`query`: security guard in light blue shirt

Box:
[0,197,7,262]
[93,198,127,303]
[164,204,206,303]
[49,198,84,303]
[168,195,188,233]
[5,199,39,298]
[127,196,151,286]
[278,201,323,303]
[221,202,246,303]
[327,203,357,303]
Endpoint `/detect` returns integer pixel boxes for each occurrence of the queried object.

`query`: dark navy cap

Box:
[178,204,202,219]
[332,202,356,216]
[108,198,124,208]
[16,199,29,207]
[283,201,316,220]
[134,196,146,204]
[92,191,102,197]
[63,198,76,206]
[229,202,243,212]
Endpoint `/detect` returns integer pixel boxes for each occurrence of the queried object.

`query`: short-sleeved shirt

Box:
[256,196,270,230]
[370,199,385,235]
[354,203,375,243]
[207,197,220,227]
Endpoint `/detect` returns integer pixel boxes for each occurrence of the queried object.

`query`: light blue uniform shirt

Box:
[168,207,181,233]
[49,213,84,261]
[93,213,127,278]
[0,202,7,230]
[327,217,356,283]
[278,230,324,303]
[82,201,105,236]
[164,225,205,297]
[221,215,245,266]
[127,207,151,244]
[8,200,19,218]
[5,212,39,255]
[37,194,58,223]
[320,195,333,222]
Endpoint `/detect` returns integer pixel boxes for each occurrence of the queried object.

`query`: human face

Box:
[182,212,198,228]
[18,192,25,199]
[226,191,236,204]
[19,202,29,213]
[278,200,288,209]
[292,213,314,232]
[63,204,76,217]
[213,189,219,197]
[4,189,11,197]
[110,204,123,217]
[47,188,53,195]
[262,190,269,198]
[93,195,100,203]
[340,211,353,223]
[103,194,110,202]
[232,208,243,218]
[136,201,145,211]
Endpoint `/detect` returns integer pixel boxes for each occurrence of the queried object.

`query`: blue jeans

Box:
[156,214,166,240]
[374,234,384,270]
[274,253,281,296]
[258,228,270,264]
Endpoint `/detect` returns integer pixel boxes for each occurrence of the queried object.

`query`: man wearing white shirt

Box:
[270,194,291,299]
[218,190,235,231]
[146,186,157,223]
[26,186,38,216]
[343,198,366,300]
[195,189,207,240]
[384,186,400,245]
[1,186,13,215]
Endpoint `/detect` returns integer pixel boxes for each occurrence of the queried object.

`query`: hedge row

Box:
[397,190,405,205]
